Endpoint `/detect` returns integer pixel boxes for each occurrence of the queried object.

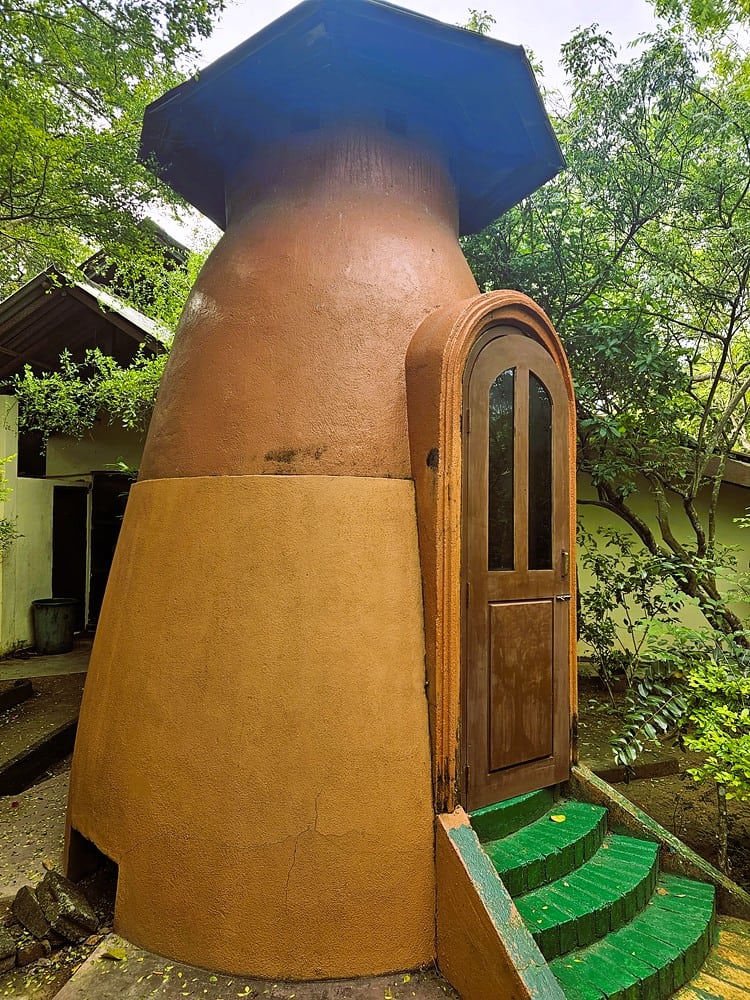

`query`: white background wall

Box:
[0,400,145,653]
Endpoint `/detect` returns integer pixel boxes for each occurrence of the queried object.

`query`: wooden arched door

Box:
[463,328,571,810]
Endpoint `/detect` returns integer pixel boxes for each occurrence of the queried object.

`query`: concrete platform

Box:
[52,936,459,1000]
[0,641,91,681]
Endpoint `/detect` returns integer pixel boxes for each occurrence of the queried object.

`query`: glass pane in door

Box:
[528,372,552,569]
[488,368,514,570]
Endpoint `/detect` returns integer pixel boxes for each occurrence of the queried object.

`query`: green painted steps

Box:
[470,793,716,999]
[482,799,608,897]
[471,788,555,841]
[515,834,660,959]
[550,875,716,1000]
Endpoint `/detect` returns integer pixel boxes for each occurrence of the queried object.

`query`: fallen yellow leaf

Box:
[100,947,127,962]
[550,814,567,823]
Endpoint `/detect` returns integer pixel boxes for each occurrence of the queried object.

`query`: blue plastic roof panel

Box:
[139,0,565,235]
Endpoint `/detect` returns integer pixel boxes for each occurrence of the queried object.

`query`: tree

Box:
[464,9,495,35]
[0,0,225,296]
[12,347,169,442]
[462,22,750,643]
[652,0,750,35]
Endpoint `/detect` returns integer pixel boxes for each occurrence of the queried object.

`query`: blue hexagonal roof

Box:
[139,0,564,235]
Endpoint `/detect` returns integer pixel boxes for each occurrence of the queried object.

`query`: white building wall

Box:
[0,399,145,654]
[46,421,145,478]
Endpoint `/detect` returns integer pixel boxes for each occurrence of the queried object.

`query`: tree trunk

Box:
[716,781,729,874]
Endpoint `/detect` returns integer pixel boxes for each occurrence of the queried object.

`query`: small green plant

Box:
[619,624,750,873]
[577,523,686,696]
[10,347,168,443]
[604,511,750,873]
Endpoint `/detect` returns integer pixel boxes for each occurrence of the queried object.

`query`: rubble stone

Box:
[12,885,53,940]
[16,939,49,966]
[36,870,99,943]
[0,925,16,973]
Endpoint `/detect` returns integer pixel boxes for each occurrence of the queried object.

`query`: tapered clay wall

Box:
[67,126,479,977]
[139,127,478,481]
[69,475,434,976]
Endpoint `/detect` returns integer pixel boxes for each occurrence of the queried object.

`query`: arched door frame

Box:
[406,290,577,813]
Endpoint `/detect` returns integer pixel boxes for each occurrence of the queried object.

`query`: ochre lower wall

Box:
[67,474,435,978]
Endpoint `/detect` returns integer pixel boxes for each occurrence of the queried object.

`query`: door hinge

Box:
[465,763,470,790]
[561,549,570,578]
[464,409,471,435]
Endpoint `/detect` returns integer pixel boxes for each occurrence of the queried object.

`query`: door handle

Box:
[556,594,572,602]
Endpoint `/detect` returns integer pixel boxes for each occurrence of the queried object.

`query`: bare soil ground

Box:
[577,676,750,892]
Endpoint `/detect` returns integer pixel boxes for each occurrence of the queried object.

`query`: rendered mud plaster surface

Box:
[68,475,436,977]
[139,128,478,482]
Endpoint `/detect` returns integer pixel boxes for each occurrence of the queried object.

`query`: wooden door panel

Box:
[463,328,571,810]
[489,600,553,771]
[486,571,556,601]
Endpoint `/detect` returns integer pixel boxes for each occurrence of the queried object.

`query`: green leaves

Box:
[0,0,225,294]
[612,675,688,768]
[11,348,168,442]
[577,524,690,693]
[681,630,750,800]
[463,19,750,646]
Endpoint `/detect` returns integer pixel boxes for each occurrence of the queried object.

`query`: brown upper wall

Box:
[139,126,479,481]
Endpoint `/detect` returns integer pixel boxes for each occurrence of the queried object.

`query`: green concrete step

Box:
[470,788,555,842]
[479,800,608,897]
[550,874,716,999]
[515,834,660,960]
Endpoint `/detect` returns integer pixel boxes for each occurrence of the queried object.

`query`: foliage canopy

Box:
[0,0,224,297]
[462,17,750,641]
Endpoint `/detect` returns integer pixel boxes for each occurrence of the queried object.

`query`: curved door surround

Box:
[463,328,571,810]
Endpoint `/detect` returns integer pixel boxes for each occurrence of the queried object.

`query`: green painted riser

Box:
[481,800,608,897]
[515,835,660,959]
[471,788,555,841]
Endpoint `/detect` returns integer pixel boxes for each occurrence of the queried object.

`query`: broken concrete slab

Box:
[17,937,51,966]
[53,934,459,1000]
[36,870,98,943]
[0,772,68,908]
[12,883,54,939]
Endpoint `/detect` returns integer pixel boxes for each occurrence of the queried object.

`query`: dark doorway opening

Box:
[52,486,88,632]
[66,827,118,930]
[88,472,133,627]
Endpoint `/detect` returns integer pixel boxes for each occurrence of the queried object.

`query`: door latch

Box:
[556,594,572,602]
[561,549,570,578]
